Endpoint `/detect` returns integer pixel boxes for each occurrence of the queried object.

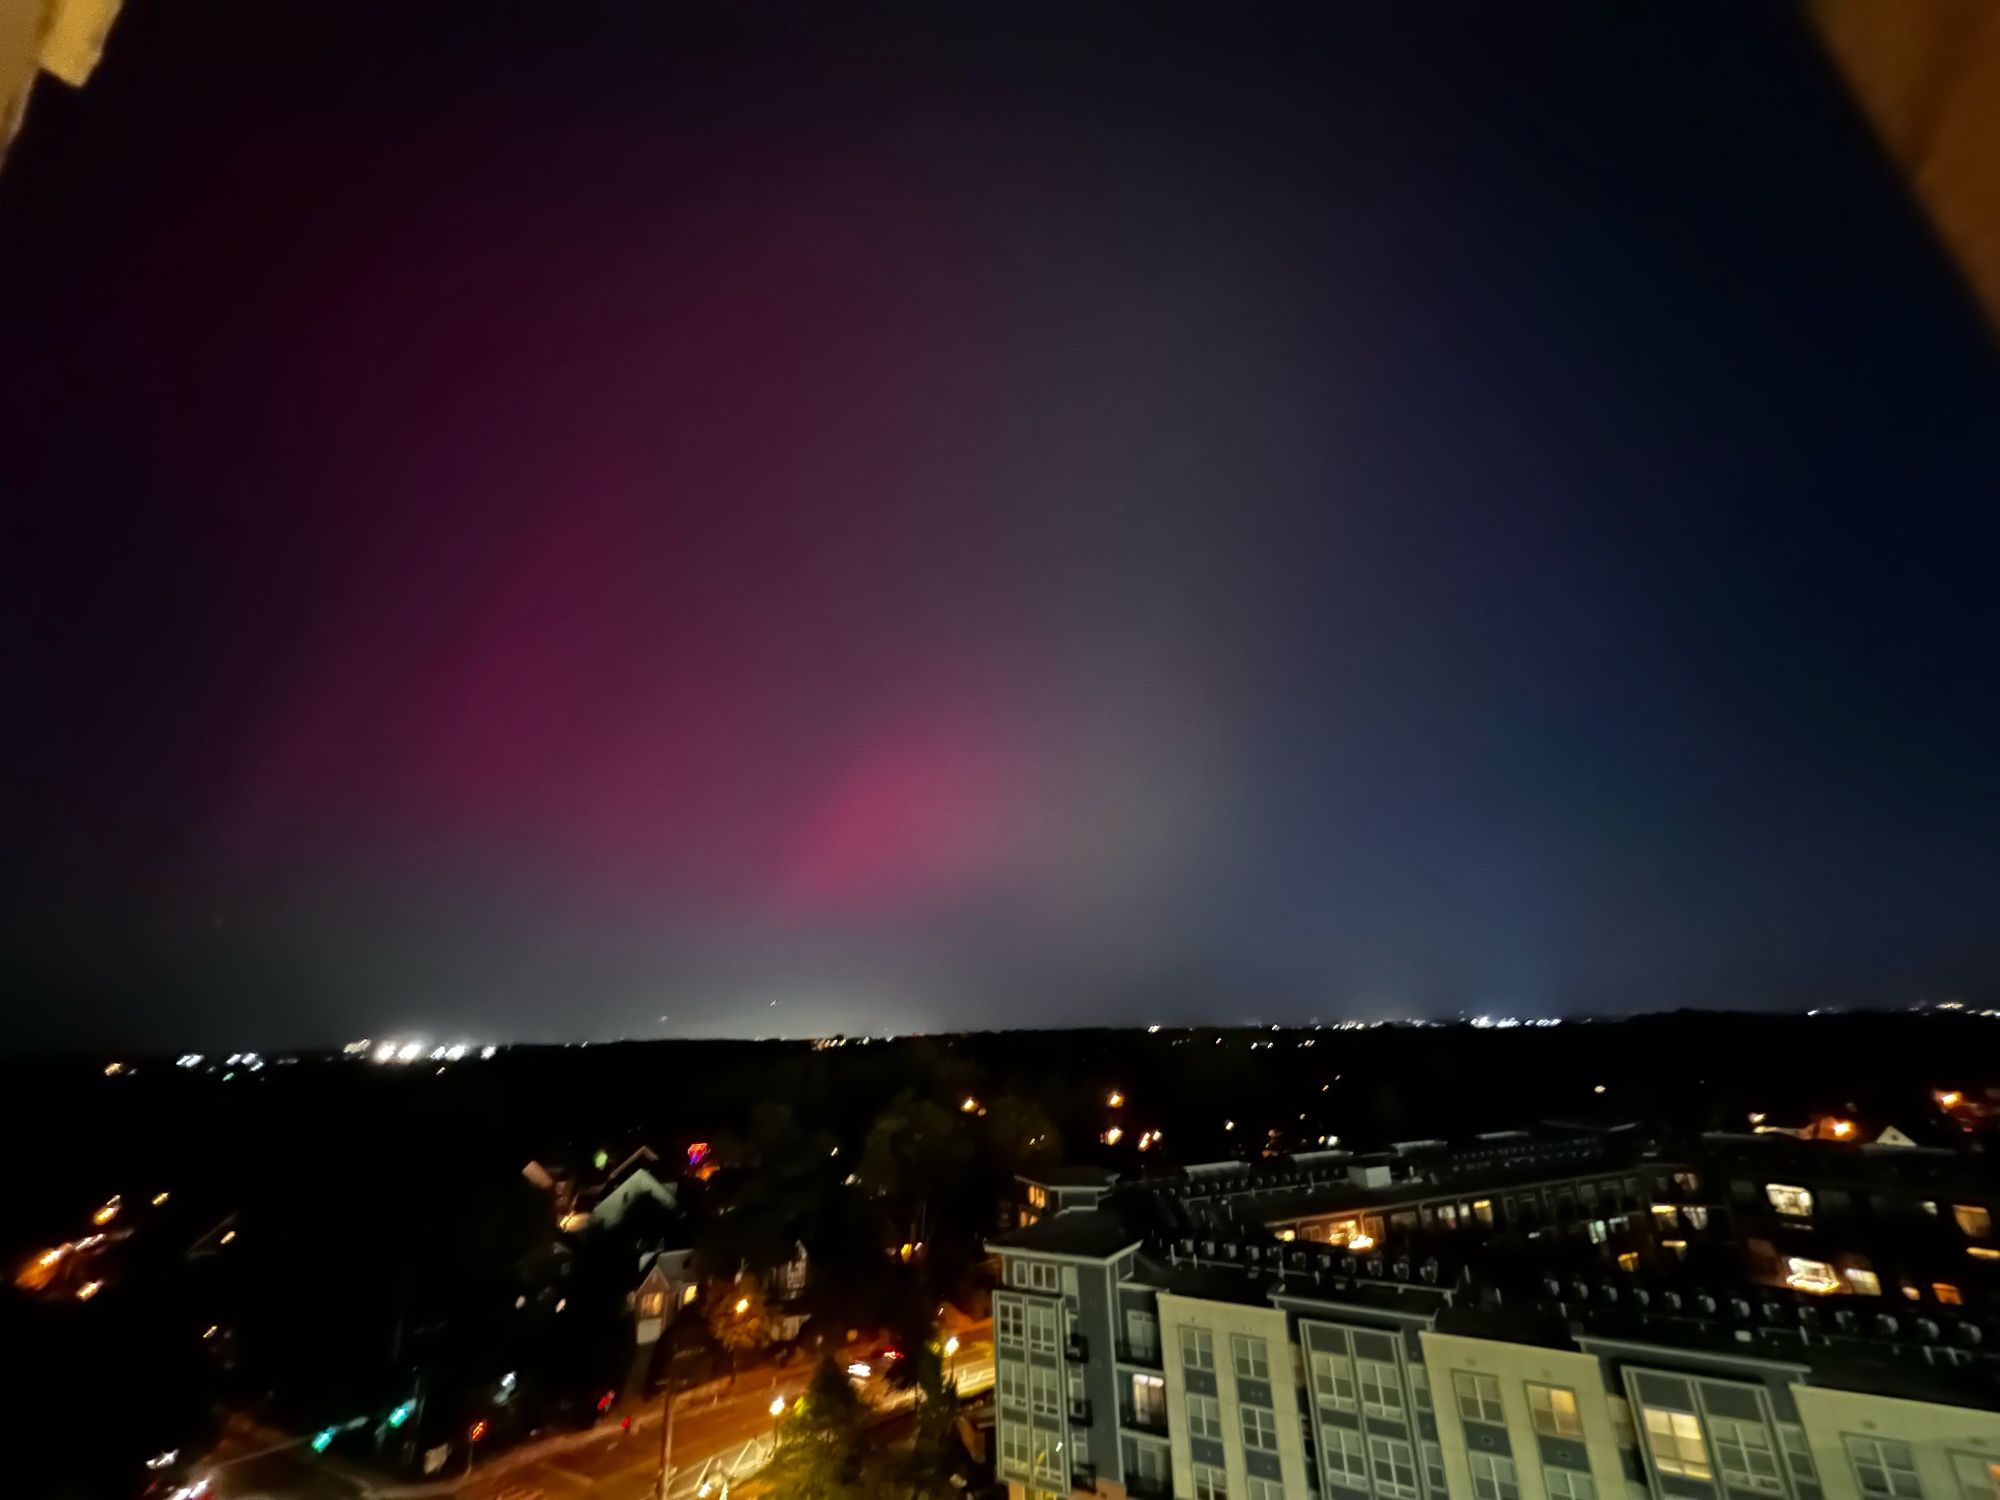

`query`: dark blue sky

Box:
[3,1,1997,1050]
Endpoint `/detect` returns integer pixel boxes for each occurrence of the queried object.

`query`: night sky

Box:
[4,2,1997,1051]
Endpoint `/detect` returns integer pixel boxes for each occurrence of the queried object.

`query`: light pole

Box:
[943,1335,960,1387]
[655,1384,678,1500]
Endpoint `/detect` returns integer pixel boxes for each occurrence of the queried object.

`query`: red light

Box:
[597,1391,616,1412]
[469,1421,488,1442]
[621,1416,633,1432]
[686,1141,710,1167]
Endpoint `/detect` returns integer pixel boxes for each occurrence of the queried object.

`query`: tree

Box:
[763,1357,869,1500]
[703,1276,768,1376]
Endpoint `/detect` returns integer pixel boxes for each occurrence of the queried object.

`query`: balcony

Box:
[1068,1396,1093,1424]
[1115,1340,1164,1369]
[1120,1402,1170,1437]
[1072,1462,1099,1490]
[1127,1473,1173,1500]
[1066,1333,1090,1362]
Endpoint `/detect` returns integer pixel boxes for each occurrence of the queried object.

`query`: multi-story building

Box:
[991,1129,2000,1500]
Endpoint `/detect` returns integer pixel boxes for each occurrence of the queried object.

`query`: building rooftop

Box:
[1019,1166,1122,1190]
[994,1208,1143,1260]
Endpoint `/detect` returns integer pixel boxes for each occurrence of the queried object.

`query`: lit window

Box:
[1241,1404,1278,1452]
[1527,1383,1583,1439]
[1685,1206,1710,1230]
[1194,1463,1228,1500]
[1617,1251,1639,1272]
[1588,1219,1608,1245]
[1026,1185,1047,1209]
[1313,1351,1358,1410]
[1785,1257,1841,1294]
[1954,1205,1993,1239]
[1231,1333,1270,1382]
[639,1291,665,1317]
[1846,1267,1883,1296]
[1470,1452,1519,1500]
[1710,1417,1785,1493]
[1951,1452,2000,1500]
[1642,1406,1712,1481]
[1846,1435,1924,1500]
[1673,1170,1701,1192]
[1183,1327,1215,1371]
[1188,1394,1223,1441]
[1651,1204,1680,1228]
[1322,1424,1368,1485]
[1545,1467,1596,1500]
[1473,1199,1495,1227]
[1127,1372,1165,1428]
[1767,1184,1814,1218]
[1935,1282,1965,1305]
[1371,1435,1420,1500]
[1454,1370,1504,1425]
[1359,1358,1404,1417]
[681,1283,699,1306]
[1032,1432,1060,1482]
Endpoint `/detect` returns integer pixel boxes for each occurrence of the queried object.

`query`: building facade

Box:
[992,1133,2000,1500]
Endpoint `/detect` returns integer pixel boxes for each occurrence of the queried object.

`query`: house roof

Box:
[1019,1167,1121,1190]
[993,1209,1141,1260]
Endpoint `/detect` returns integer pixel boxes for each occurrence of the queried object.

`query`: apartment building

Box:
[990,1132,2000,1500]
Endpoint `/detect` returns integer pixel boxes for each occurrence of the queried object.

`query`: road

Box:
[197,1328,993,1500]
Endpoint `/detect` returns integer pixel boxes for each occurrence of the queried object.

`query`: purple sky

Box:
[4,1,1999,1049]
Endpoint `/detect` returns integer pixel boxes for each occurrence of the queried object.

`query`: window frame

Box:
[1231,1332,1271,1382]
[1642,1406,1713,1482]
[1184,1327,1216,1371]
[1527,1382,1583,1440]
[1454,1369,1505,1425]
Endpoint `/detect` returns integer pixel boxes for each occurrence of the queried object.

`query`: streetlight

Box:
[943,1334,960,1384]
[769,1395,786,1418]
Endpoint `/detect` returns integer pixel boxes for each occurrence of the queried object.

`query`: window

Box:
[1784,1257,1841,1294]
[1527,1384,1583,1439]
[1766,1184,1814,1218]
[1710,1417,1784,1493]
[1061,1265,1079,1297]
[1314,1351,1358,1410]
[1026,1185,1047,1210]
[1128,1373,1165,1428]
[1674,1170,1701,1192]
[1780,1425,1817,1483]
[1242,1404,1278,1452]
[1587,1219,1608,1245]
[1032,1432,1061,1482]
[1545,1468,1596,1500]
[1846,1436,1924,1500]
[1360,1359,1404,1417]
[1470,1453,1518,1500]
[1652,1204,1680,1228]
[1188,1394,1223,1441]
[1952,1453,2000,1500]
[1935,1282,1965,1305]
[997,1300,1023,1346]
[1474,1199,1495,1227]
[999,1364,1027,1408]
[1232,1333,1270,1382]
[1685,1206,1710,1230]
[1423,1441,1449,1493]
[1410,1363,1432,1412]
[1954,1205,1993,1239]
[1617,1251,1639,1272]
[1030,1366,1059,1417]
[1847,1267,1883,1296]
[639,1290,666,1317]
[1454,1370,1504,1425]
[1026,1302,1058,1355]
[1642,1407,1711,1481]
[1371,1435,1420,1500]
[1249,1480,1285,1500]
[1126,1309,1160,1360]
[1000,1422,1029,1473]
[1010,1258,1059,1290]
[1323,1425,1369,1486]
[682,1283,700,1306]
[1184,1327,1215,1371]
[1194,1464,1228,1500]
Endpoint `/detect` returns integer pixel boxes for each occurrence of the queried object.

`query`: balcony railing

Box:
[1120,1402,1170,1436]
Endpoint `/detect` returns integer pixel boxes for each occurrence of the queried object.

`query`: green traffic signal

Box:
[311,1428,336,1453]
[387,1401,415,1428]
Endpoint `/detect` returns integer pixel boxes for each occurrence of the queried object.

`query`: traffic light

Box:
[596,1390,616,1413]
[468,1420,489,1443]
[311,1427,336,1454]
[387,1401,415,1429]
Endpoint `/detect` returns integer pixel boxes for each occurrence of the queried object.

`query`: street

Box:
[195,1329,994,1500]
